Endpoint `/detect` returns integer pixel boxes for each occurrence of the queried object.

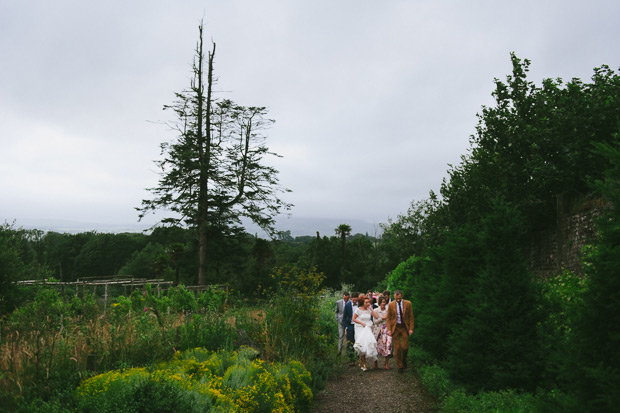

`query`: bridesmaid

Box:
[373,296,392,369]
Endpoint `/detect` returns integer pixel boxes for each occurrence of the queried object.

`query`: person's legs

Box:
[337,323,346,355]
[393,325,408,371]
[346,326,356,365]
[400,329,409,369]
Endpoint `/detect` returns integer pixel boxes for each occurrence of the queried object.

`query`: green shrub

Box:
[441,388,537,413]
[196,286,228,311]
[75,348,312,412]
[164,284,198,313]
[418,364,460,401]
[175,312,235,352]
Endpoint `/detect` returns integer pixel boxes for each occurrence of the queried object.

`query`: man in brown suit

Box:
[386,290,414,373]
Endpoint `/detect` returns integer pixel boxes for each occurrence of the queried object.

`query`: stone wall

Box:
[530,196,603,278]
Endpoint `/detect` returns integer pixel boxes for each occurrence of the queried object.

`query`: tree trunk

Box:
[198,227,208,285]
[196,28,215,286]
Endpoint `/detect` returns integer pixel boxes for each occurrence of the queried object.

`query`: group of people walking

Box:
[335,289,414,373]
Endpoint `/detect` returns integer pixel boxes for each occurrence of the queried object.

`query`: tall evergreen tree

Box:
[138,22,291,285]
[335,223,351,284]
[424,224,482,361]
[446,199,541,392]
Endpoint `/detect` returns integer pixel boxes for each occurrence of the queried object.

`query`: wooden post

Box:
[104,283,109,311]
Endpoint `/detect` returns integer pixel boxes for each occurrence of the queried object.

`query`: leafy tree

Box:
[0,224,28,313]
[73,233,145,278]
[138,22,291,285]
[41,231,99,281]
[440,55,620,234]
[380,193,442,266]
[119,242,170,279]
[298,235,341,289]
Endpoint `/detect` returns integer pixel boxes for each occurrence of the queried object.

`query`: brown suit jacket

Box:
[386,299,414,335]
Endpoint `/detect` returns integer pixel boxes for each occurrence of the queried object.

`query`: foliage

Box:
[73,233,146,278]
[418,364,461,402]
[0,223,51,313]
[441,388,537,413]
[440,55,620,233]
[385,255,423,299]
[0,286,236,411]
[567,139,620,410]
[259,266,325,361]
[118,242,171,279]
[137,22,291,285]
[380,194,442,266]
[538,270,588,390]
[373,56,620,408]
[75,347,312,413]
[253,266,339,393]
[414,351,575,413]
[446,200,542,393]
[426,225,482,361]
[1,279,337,412]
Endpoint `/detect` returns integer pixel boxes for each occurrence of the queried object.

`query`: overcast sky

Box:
[2,0,619,233]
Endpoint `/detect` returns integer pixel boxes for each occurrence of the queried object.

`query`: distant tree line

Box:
[0,221,406,313]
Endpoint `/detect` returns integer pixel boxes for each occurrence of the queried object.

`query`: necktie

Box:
[398,302,403,324]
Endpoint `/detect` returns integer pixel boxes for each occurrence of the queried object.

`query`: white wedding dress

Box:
[353,308,378,362]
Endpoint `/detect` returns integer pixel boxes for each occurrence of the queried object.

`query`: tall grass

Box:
[0,286,234,410]
[1,274,343,411]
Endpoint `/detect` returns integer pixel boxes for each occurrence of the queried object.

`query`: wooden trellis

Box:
[16,277,176,309]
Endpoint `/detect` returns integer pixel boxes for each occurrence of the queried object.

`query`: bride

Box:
[353,296,380,371]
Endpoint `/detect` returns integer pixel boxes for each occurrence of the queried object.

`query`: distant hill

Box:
[8,218,154,234]
[9,216,383,238]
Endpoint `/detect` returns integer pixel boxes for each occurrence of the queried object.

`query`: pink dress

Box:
[373,307,392,357]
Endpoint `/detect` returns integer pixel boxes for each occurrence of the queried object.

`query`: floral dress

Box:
[372,307,392,357]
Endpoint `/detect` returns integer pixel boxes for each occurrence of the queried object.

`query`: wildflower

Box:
[144,307,148,312]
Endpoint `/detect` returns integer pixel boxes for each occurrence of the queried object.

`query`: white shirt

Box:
[351,303,358,325]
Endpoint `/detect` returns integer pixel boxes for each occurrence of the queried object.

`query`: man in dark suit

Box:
[334,291,350,355]
[342,293,356,365]
[386,289,414,373]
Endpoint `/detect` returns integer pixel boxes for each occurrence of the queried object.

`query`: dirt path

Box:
[311,358,438,412]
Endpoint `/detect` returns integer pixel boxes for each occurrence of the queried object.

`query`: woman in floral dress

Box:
[372,296,392,369]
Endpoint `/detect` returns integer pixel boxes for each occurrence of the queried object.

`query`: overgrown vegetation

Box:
[382,55,620,411]
[74,347,312,412]
[0,266,341,412]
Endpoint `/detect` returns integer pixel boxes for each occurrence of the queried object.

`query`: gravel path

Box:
[311,358,438,412]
